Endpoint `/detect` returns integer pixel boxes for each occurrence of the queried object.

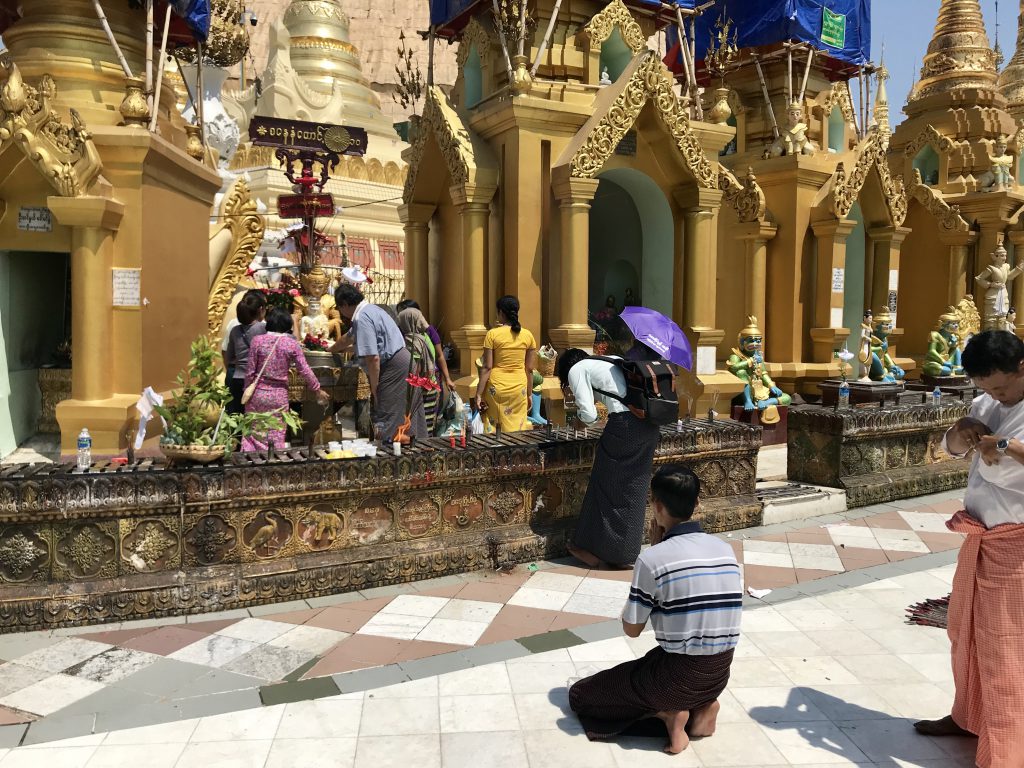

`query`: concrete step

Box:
[757,480,847,525]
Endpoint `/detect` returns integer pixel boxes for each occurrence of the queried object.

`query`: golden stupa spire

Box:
[998,0,1024,120]
[873,53,890,139]
[911,0,999,102]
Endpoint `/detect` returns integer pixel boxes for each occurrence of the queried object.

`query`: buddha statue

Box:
[923,307,965,378]
[320,294,344,341]
[299,297,330,344]
[975,235,1022,331]
[770,100,818,157]
[859,307,905,382]
[979,135,1015,193]
[599,66,612,86]
[727,316,791,424]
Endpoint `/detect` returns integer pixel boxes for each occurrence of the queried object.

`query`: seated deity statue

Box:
[978,136,1015,193]
[770,101,818,157]
[319,294,344,341]
[975,236,1022,331]
[727,316,791,424]
[922,307,965,378]
[858,307,905,382]
[299,297,330,343]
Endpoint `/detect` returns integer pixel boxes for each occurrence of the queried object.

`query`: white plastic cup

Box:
[367,446,377,457]
[392,441,402,456]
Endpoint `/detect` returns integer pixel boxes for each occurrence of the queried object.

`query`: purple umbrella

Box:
[619,306,692,370]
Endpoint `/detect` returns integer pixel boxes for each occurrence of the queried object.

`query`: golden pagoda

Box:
[998,0,1024,121]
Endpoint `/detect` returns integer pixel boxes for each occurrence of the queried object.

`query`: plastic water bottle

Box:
[676,419,683,433]
[932,386,942,407]
[76,428,92,471]
[838,381,850,408]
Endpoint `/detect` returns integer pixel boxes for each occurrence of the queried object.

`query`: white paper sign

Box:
[831,268,845,293]
[112,268,141,307]
[888,268,899,291]
[17,207,52,232]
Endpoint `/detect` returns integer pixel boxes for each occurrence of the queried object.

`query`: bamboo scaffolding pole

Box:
[753,55,779,138]
[148,3,172,131]
[492,0,514,79]
[798,47,815,103]
[145,0,154,110]
[786,43,792,106]
[674,6,693,115]
[92,0,133,78]
[686,16,702,119]
[531,0,562,77]
[196,42,206,151]
[427,25,435,86]
[517,0,526,57]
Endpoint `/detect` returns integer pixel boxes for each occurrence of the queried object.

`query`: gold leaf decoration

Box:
[208,176,265,337]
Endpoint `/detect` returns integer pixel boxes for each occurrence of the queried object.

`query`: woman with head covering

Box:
[397,307,440,432]
[473,295,537,433]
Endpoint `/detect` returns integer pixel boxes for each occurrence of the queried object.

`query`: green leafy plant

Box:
[155,335,302,453]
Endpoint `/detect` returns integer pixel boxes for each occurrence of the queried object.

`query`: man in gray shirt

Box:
[332,284,426,444]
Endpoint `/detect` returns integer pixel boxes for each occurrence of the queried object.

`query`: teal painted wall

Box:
[913,145,940,185]
[463,46,482,107]
[828,107,845,153]
[0,250,70,456]
[842,202,867,354]
[589,178,643,316]
[599,28,632,82]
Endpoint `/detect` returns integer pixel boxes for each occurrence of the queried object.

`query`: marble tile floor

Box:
[0,558,975,767]
[0,489,968,763]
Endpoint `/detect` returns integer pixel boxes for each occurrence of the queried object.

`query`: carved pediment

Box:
[578,0,646,54]
[909,168,969,234]
[831,132,907,226]
[719,167,767,223]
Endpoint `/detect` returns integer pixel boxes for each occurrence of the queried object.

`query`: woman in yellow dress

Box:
[474,295,537,432]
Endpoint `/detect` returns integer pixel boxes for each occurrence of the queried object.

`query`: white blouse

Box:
[567,358,631,424]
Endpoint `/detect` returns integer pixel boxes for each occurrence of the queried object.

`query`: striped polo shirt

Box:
[622,521,743,655]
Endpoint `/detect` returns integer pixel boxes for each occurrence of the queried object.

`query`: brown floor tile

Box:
[795,568,839,583]
[586,567,637,582]
[302,648,375,678]
[392,641,464,662]
[306,606,375,634]
[548,613,609,632]
[490,604,563,629]
[350,596,396,613]
[335,634,410,664]
[786,531,835,545]
[865,512,913,531]
[415,584,465,598]
[475,622,532,645]
[79,627,156,646]
[917,531,966,552]
[454,582,521,604]
[930,499,966,515]
[0,705,35,725]
[121,626,208,655]
[754,533,790,543]
[727,540,744,564]
[843,518,869,527]
[185,618,242,634]
[547,565,594,577]
[463,570,533,587]
[884,549,924,562]
[836,546,890,569]
[264,608,324,625]
[742,565,798,589]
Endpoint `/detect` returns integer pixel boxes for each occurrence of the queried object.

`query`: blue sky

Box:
[876,0,1007,125]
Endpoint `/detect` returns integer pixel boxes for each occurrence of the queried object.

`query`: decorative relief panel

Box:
[241,509,293,560]
[184,514,238,566]
[349,496,393,545]
[488,488,526,525]
[0,525,50,582]
[54,522,117,580]
[121,518,180,573]
[442,491,483,530]
[298,503,346,551]
[397,494,442,538]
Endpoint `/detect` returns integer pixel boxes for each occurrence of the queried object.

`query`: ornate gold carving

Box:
[119,76,151,127]
[55,523,116,579]
[955,295,982,339]
[820,81,856,125]
[284,0,349,24]
[913,0,999,101]
[403,86,480,201]
[580,0,646,54]
[185,124,205,161]
[243,509,292,558]
[0,529,48,582]
[457,16,493,72]
[719,166,766,223]
[176,0,251,68]
[0,64,102,197]
[569,51,716,187]
[208,176,265,337]
[910,168,970,233]
[831,134,907,226]
[184,514,237,565]
[903,124,958,158]
[488,489,524,523]
[123,520,178,572]
[37,367,70,434]
[299,504,344,550]
[288,36,358,55]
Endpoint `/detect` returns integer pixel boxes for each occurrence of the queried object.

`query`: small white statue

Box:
[979,135,1015,192]
[599,66,612,86]
[975,235,1023,331]
[770,100,818,157]
[299,297,330,343]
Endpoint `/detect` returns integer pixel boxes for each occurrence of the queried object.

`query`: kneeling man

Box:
[569,464,742,754]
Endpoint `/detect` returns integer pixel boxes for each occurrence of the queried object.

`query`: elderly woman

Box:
[397,307,439,433]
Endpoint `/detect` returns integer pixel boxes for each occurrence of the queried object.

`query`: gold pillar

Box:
[550,174,600,351]
[449,185,495,374]
[810,218,858,362]
[737,222,778,333]
[867,225,911,350]
[939,230,978,305]
[1009,230,1024,337]
[47,196,125,401]
[398,202,435,317]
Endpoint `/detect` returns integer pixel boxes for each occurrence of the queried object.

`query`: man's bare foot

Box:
[656,710,690,754]
[913,715,974,737]
[567,544,603,568]
[687,699,720,738]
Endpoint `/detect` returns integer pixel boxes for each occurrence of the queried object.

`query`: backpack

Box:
[590,356,679,426]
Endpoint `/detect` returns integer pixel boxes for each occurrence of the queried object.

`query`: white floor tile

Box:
[895,653,954,683]
[356,612,431,641]
[66,648,158,684]
[83,743,185,768]
[0,663,50,698]
[521,729,617,768]
[434,599,502,624]
[507,662,578,694]
[276,698,363,739]
[266,624,348,655]
[561,593,626,618]
[835,654,929,685]
[835,718,950,762]
[688,721,789,766]
[740,609,800,633]
[440,693,518,733]
[377,595,450,618]
[742,551,796,568]
[438,664,512,696]
[573,578,632,600]
[101,718,200,745]
[359,695,440,736]
[507,648,573,664]
[782,610,850,631]
[567,637,636,663]
[173,740,272,768]
[513,689,580,732]
[12,639,112,674]
[745,631,827,658]
[727,658,795,688]
[872,529,930,553]
[0,673,105,716]
[610,736,704,766]
[871,682,955,720]
[790,554,846,572]
[167,635,259,668]
[756,720,869,765]
[415,617,487,646]
[803,629,889,656]
[744,540,792,555]
[215,618,292,644]
[524,572,585,593]
[772,656,861,686]
[788,543,843,559]
[732,686,830,723]
[264,737,356,768]
[24,734,105,749]
[898,511,955,533]
[802,685,901,721]
[366,676,439,699]
[353,734,440,768]
[189,705,285,742]
[507,587,571,611]
[441,731,528,768]
[0,746,98,768]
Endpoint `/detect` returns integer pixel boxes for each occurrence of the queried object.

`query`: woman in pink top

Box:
[243,307,328,451]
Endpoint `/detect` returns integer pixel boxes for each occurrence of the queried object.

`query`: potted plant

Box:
[155,335,302,463]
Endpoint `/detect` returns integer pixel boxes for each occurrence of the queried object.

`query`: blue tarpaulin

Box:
[429,0,681,30]
[170,0,211,43]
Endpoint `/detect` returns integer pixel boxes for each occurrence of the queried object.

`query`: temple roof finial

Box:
[911,0,999,102]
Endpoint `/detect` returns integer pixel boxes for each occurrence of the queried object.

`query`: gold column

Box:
[810,218,858,363]
[867,225,911,350]
[449,185,495,374]
[1009,230,1024,336]
[47,196,125,401]
[550,174,600,351]
[737,222,779,333]
[939,230,978,305]
[398,202,435,317]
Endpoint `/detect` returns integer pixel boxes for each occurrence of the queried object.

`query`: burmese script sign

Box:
[249,116,368,157]
[821,8,846,49]
[277,193,335,219]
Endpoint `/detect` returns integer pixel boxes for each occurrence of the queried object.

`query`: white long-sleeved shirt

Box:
[942,392,1024,528]
[567,358,631,424]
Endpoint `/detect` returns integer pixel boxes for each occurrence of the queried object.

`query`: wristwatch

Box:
[996,438,1010,454]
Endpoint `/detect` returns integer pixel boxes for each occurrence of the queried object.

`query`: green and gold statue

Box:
[728,316,791,423]
[858,307,905,382]
[922,307,965,378]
